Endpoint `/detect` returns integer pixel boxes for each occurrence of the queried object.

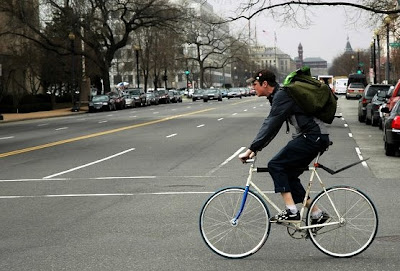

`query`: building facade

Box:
[249,45,297,83]
[0,0,40,99]
[295,43,328,76]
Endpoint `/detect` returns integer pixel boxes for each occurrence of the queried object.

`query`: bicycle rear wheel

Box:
[199,187,271,259]
[307,186,378,258]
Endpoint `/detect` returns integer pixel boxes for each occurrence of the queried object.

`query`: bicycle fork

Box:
[231,164,254,225]
[231,162,282,225]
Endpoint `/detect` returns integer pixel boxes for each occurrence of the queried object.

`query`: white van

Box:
[334,78,348,94]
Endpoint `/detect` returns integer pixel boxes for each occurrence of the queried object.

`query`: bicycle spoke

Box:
[200,187,270,258]
[307,186,378,258]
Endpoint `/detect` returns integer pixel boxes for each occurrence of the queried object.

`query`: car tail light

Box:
[348,89,354,92]
[392,116,400,129]
[361,98,368,104]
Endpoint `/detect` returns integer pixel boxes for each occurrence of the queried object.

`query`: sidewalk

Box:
[0,106,88,123]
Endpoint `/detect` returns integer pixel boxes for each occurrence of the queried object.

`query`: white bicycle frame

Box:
[236,154,342,231]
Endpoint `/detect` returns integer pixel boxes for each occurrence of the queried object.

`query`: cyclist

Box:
[239,69,330,224]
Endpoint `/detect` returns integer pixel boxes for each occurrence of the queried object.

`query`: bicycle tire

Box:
[307,186,378,258]
[199,187,271,259]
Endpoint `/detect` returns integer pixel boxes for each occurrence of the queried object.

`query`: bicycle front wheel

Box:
[199,187,271,259]
[307,186,378,258]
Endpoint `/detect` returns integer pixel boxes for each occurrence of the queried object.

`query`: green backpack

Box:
[283,67,338,124]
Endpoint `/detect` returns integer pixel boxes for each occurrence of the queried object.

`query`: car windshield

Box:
[349,83,364,88]
[194,90,203,94]
[129,89,141,95]
[92,95,108,102]
[206,89,218,94]
[366,85,391,97]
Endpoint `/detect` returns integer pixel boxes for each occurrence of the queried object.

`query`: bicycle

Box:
[199,150,378,259]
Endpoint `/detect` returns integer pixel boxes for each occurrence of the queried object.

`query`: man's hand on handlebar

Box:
[238,149,256,163]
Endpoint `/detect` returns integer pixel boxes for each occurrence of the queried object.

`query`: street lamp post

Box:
[374,30,381,83]
[133,45,140,89]
[68,32,79,112]
[384,16,391,84]
[372,40,376,84]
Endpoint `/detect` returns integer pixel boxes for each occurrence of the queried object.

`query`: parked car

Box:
[146,92,159,105]
[168,90,182,103]
[123,94,136,108]
[157,89,170,104]
[378,86,395,130]
[203,89,223,102]
[381,100,400,156]
[192,89,205,101]
[221,89,228,98]
[126,88,146,107]
[108,91,126,110]
[358,84,392,122]
[227,88,242,99]
[365,90,389,126]
[346,82,365,100]
[88,95,116,112]
[239,88,249,97]
[386,79,400,111]
[249,88,256,96]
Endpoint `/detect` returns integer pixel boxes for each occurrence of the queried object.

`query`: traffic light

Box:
[357,66,362,74]
[185,70,190,75]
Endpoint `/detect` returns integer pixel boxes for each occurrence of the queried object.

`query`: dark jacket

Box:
[249,87,328,152]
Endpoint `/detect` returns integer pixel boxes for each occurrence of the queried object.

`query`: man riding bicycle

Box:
[239,69,330,224]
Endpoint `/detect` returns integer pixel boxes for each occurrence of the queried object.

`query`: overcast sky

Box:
[207,0,380,64]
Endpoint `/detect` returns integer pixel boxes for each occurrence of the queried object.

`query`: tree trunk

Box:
[102,69,111,93]
[199,61,205,89]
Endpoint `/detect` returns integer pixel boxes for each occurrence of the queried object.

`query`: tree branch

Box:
[226,1,400,23]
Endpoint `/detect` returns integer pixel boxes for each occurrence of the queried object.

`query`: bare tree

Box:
[328,50,370,76]
[182,13,247,88]
[1,0,185,93]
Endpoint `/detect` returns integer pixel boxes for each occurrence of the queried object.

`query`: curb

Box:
[0,109,88,124]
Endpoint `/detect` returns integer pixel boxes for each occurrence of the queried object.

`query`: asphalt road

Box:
[0,96,399,270]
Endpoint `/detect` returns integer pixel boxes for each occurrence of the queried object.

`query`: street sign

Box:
[389,42,400,48]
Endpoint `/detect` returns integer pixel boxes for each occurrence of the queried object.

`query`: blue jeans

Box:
[267,134,330,204]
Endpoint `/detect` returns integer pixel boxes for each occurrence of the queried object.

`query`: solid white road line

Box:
[55,127,68,131]
[0,136,14,140]
[166,133,177,138]
[43,148,135,179]
[0,190,323,200]
[217,118,223,121]
[197,124,205,128]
